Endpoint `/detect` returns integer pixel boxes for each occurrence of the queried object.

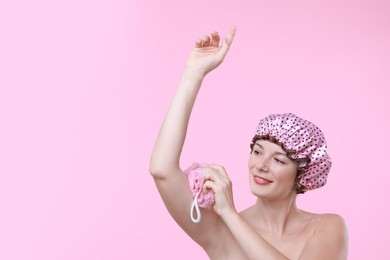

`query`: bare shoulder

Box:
[310,213,347,232]
[306,212,348,241]
[299,212,349,260]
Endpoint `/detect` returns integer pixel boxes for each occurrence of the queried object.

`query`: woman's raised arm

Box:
[150,27,235,175]
[149,27,236,248]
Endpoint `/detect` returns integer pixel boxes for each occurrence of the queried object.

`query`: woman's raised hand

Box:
[185,26,236,77]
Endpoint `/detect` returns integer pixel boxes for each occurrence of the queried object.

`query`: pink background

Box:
[1,0,389,259]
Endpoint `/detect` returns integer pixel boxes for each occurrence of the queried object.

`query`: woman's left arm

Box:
[202,165,290,260]
[202,165,348,260]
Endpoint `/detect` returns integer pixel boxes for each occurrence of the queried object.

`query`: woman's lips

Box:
[253,175,273,185]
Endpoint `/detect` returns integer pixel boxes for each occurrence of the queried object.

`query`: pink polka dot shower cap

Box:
[251,113,332,193]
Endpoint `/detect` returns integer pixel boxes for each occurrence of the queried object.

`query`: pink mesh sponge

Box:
[252,113,332,193]
[184,162,215,208]
[184,162,215,223]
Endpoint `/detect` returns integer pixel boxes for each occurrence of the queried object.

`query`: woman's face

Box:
[248,139,298,200]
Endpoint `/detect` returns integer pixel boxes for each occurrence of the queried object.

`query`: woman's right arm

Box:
[149,27,236,248]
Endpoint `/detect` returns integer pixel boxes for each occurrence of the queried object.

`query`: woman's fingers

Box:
[201,35,211,46]
[203,167,224,183]
[194,35,211,48]
[194,39,202,48]
[202,179,215,194]
[216,26,236,60]
[225,26,236,46]
[202,165,231,192]
[194,27,236,48]
[210,31,220,47]
[208,164,229,178]
[201,165,236,216]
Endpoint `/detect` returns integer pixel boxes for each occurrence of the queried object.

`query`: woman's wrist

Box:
[220,207,240,224]
[182,66,208,81]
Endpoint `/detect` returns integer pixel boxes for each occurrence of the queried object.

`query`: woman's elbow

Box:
[149,161,175,180]
[149,159,164,178]
[149,165,165,179]
[149,155,180,179]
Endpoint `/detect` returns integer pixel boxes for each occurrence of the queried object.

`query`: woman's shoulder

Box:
[304,212,347,233]
[309,212,345,223]
[300,212,349,258]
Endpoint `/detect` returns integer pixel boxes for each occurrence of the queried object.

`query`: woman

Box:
[149,27,348,260]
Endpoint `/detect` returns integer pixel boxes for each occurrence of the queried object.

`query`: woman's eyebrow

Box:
[255,142,287,156]
[275,151,288,157]
[254,143,263,149]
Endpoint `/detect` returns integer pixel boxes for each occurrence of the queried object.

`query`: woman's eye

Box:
[274,158,286,164]
[253,150,261,155]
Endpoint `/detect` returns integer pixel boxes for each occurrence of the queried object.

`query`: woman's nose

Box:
[256,158,269,172]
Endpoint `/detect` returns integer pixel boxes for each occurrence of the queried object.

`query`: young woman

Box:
[149,27,348,260]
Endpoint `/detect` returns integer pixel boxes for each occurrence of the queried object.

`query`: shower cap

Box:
[251,113,331,193]
[184,162,215,223]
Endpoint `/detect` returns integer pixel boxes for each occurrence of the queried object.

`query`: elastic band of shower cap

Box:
[251,113,332,193]
[184,162,215,224]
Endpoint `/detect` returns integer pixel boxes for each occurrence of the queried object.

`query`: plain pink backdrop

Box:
[1,0,389,259]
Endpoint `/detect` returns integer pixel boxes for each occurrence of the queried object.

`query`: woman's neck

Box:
[251,194,301,236]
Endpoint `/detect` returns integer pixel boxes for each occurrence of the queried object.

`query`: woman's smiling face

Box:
[248,139,299,200]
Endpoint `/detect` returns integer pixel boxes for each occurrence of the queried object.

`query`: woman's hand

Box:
[185,26,236,77]
[202,164,237,218]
